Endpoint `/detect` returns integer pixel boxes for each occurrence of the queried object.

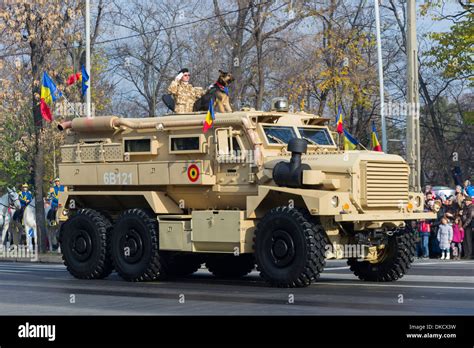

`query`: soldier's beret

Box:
[178,68,189,74]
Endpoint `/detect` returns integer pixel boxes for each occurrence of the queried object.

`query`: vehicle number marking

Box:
[103,172,133,185]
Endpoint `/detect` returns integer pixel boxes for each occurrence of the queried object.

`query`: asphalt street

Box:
[0,259,472,315]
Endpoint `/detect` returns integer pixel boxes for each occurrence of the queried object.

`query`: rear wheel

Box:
[254,206,326,287]
[60,209,113,279]
[347,230,416,281]
[206,254,255,278]
[110,209,165,281]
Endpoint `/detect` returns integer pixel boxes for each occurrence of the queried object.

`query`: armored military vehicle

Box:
[56,102,435,287]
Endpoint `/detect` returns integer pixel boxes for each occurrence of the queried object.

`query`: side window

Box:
[171,137,199,151]
[123,138,157,155]
[169,134,206,154]
[125,139,151,153]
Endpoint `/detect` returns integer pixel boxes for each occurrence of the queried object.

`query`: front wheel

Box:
[347,230,416,281]
[60,209,113,279]
[254,206,327,288]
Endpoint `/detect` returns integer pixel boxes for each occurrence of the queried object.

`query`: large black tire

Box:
[254,206,326,287]
[110,209,165,281]
[206,254,255,278]
[60,209,113,279]
[160,252,203,277]
[347,230,416,281]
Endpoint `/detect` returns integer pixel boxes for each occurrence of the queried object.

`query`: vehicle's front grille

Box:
[361,161,409,208]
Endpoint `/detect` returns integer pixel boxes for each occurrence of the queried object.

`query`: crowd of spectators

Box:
[414,180,474,260]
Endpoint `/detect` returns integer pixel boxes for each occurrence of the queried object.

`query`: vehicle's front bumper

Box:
[335,211,436,222]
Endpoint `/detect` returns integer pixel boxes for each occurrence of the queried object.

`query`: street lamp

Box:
[374,0,387,154]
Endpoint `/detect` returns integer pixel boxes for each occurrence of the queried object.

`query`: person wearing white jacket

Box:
[438,217,453,260]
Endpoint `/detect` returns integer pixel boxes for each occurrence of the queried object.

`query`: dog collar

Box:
[214,81,229,95]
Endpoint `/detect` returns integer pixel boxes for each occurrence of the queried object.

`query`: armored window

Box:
[262,126,297,144]
[124,139,151,153]
[171,137,199,151]
[169,134,206,154]
[297,127,335,146]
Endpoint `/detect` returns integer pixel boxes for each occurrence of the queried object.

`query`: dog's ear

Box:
[218,69,224,74]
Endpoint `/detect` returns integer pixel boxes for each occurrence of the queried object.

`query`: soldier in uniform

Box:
[167,68,206,113]
[14,183,32,222]
[48,178,64,222]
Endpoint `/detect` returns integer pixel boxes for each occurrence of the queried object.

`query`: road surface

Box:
[0,259,472,315]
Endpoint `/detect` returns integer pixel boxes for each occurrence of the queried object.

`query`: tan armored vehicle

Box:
[57,103,435,287]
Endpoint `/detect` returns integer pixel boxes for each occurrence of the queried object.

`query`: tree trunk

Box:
[230,45,244,110]
[255,34,265,110]
[419,75,451,181]
[148,97,156,118]
[30,40,47,253]
[213,0,250,110]
[317,90,329,116]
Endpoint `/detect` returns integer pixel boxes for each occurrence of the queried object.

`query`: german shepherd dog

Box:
[193,70,235,113]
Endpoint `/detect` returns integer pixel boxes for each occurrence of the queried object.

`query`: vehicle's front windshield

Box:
[263,126,297,144]
[297,127,334,146]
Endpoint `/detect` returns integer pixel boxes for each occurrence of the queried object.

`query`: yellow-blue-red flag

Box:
[343,129,359,150]
[336,105,343,134]
[203,98,215,133]
[371,121,382,152]
[40,72,62,122]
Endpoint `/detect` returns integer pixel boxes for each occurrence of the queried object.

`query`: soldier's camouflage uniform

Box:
[167,80,206,114]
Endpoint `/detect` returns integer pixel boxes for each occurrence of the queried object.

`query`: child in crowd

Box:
[419,219,431,258]
[437,217,453,260]
[451,217,464,260]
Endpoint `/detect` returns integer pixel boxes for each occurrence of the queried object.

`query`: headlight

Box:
[342,203,350,212]
[331,196,339,208]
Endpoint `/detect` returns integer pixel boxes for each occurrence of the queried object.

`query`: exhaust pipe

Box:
[57,116,120,132]
[57,116,245,132]
[273,138,310,188]
[57,121,72,131]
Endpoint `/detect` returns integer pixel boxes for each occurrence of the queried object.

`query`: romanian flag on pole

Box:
[371,121,383,152]
[203,98,215,133]
[343,129,359,150]
[336,105,343,134]
[40,72,62,122]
